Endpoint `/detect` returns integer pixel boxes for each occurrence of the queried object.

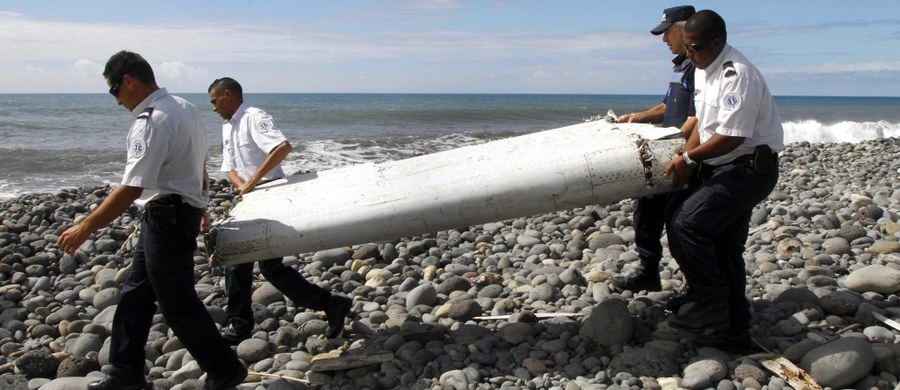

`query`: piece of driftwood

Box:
[309,351,393,372]
[473,312,584,321]
[249,371,312,385]
[760,356,822,390]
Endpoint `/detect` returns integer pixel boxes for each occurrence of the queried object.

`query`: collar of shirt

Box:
[226,102,250,126]
[703,44,732,81]
[671,54,689,66]
[130,88,168,119]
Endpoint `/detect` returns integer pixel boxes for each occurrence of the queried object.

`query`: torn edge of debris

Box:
[633,137,656,186]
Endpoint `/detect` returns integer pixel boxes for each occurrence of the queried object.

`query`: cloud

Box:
[398,0,467,10]
[158,61,206,79]
[766,61,900,75]
[74,59,102,79]
[0,9,646,66]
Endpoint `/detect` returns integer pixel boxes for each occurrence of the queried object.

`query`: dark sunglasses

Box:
[684,37,718,53]
[108,82,121,97]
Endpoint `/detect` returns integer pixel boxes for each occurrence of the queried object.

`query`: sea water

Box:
[1,93,898,197]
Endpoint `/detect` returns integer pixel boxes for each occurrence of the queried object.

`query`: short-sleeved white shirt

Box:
[122,88,209,209]
[220,103,287,181]
[694,45,784,166]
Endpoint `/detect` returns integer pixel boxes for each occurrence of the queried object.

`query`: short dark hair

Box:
[685,10,727,44]
[209,77,243,100]
[103,50,155,85]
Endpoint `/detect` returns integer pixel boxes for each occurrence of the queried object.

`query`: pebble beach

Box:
[1,137,900,390]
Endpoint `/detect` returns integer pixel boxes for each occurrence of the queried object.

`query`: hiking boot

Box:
[204,365,247,390]
[668,299,730,332]
[325,295,352,338]
[220,323,251,345]
[612,270,662,292]
[693,328,755,354]
[87,375,149,390]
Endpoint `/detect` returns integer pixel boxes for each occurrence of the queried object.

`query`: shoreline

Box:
[1,138,899,389]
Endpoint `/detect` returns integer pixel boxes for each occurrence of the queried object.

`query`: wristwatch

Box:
[682,151,698,167]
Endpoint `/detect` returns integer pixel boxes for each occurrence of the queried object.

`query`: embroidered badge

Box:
[723,93,742,110]
[129,139,147,158]
[258,119,273,133]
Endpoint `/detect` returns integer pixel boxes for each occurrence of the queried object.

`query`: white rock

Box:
[844,264,900,294]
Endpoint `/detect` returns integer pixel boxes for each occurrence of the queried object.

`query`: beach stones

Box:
[3,136,900,389]
[579,298,632,347]
[844,264,900,294]
[606,347,679,377]
[14,349,58,378]
[800,337,875,389]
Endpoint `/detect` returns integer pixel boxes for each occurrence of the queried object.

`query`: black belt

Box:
[728,153,756,167]
[148,194,185,206]
[701,147,777,178]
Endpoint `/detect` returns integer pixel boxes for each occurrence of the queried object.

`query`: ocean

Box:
[2,93,899,198]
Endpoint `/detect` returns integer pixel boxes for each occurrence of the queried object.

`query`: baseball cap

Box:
[651,5,696,35]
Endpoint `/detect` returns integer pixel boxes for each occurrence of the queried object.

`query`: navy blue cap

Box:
[651,5,696,35]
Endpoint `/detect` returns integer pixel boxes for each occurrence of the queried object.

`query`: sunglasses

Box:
[108,82,121,97]
[684,37,718,53]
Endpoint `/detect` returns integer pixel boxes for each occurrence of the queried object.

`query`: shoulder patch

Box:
[722,92,742,111]
[258,118,273,133]
[129,138,147,158]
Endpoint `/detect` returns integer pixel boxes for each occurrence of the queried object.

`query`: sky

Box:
[1,1,899,97]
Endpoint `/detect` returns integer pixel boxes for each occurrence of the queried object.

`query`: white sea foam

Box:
[783,120,900,145]
[279,133,494,175]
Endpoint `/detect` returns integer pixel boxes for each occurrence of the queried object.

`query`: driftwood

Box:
[473,312,584,321]
[760,356,822,390]
[309,351,393,372]
[249,371,312,385]
[874,312,900,332]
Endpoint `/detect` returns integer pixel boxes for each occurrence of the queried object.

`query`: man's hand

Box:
[664,154,695,187]
[618,113,640,123]
[199,209,212,233]
[56,185,143,255]
[237,181,257,196]
[58,224,92,255]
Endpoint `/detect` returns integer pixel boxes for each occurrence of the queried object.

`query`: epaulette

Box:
[137,106,154,119]
[723,61,737,78]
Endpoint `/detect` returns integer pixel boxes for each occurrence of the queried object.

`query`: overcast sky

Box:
[1,0,898,96]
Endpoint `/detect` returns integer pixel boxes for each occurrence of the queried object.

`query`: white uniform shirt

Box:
[694,45,784,166]
[220,103,287,181]
[122,88,209,209]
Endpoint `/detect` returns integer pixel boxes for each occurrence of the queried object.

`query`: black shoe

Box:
[612,271,662,292]
[664,291,697,312]
[87,376,149,390]
[220,323,251,345]
[325,295,352,338]
[668,299,730,332]
[204,366,247,390]
[693,328,754,354]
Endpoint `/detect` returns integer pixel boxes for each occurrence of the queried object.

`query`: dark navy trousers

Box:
[109,199,241,381]
[225,257,330,332]
[667,160,778,331]
[633,194,668,268]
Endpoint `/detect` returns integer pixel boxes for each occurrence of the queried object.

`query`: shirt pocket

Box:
[236,131,260,154]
